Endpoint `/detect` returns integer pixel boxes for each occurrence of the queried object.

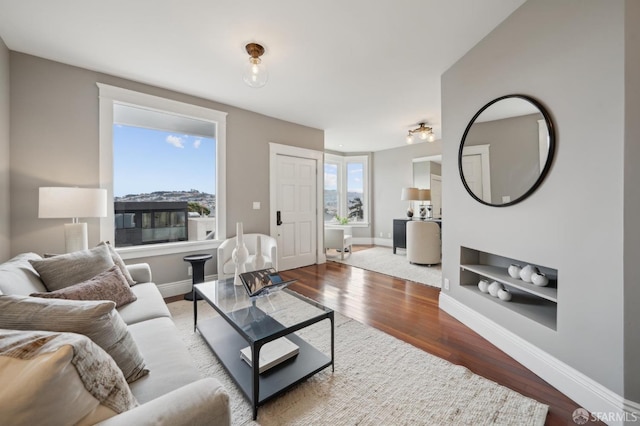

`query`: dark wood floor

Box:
[169,247,599,425]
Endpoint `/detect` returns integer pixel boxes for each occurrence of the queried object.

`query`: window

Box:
[324,154,369,225]
[98,84,227,256]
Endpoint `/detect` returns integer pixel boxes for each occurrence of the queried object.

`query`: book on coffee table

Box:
[240,337,299,374]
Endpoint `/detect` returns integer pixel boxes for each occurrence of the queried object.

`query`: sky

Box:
[113,125,216,197]
[324,162,363,192]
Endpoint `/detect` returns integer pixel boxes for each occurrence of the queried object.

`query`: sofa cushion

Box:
[126,317,202,404]
[0,252,47,295]
[30,266,137,308]
[117,282,171,325]
[29,244,115,291]
[97,241,136,286]
[0,295,148,383]
[0,329,138,425]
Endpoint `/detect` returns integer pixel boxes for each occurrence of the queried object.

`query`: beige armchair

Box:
[406,221,441,265]
[217,233,278,279]
[324,227,353,260]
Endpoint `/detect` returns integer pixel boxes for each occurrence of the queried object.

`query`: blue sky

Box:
[324,163,363,192]
[113,125,216,197]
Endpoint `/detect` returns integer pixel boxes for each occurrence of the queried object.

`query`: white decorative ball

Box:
[498,288,512,301]
[531,272,549,287]
[488,281,503,297]
[508,264,522,279]
[519,264,538,283]
[478,279,490,293]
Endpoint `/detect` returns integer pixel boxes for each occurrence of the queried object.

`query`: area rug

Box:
[168,300,548,425]
[329,246,442,288]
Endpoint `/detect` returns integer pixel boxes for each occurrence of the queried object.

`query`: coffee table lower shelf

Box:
[197,316,332,418]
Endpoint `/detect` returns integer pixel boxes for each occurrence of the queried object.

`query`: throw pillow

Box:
[30,266,137,308]
[0,329,138,425]
[97,241,137,286]
[0,295,149,382]
[29,244,115,291]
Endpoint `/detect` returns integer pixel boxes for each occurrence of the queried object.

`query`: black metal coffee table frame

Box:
[193,279,334,420]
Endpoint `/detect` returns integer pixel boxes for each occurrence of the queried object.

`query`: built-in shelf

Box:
[460,264,557,303]
[459,247,558,330]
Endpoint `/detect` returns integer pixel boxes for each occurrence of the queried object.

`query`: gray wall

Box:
[465,113,541,202]
[442,0,628,399]
[0,37,9,262]
[9,53,323,283]
[624,0,640,401]
[372,141,442,240]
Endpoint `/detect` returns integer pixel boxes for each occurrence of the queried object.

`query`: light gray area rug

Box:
[168,300,548,425]
[329,246,442,288]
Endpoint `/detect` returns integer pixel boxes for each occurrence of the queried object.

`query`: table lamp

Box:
[400,187,419,218]
[418,189,432,219]
[39,187,108,253]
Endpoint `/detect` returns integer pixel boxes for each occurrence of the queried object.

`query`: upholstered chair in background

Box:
[324,227,353,260]
[406,221,441,265]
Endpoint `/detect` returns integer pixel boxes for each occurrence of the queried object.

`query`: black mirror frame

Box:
[458,94,556,207]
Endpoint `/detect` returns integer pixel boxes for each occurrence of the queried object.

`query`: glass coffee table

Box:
[193,278,334,420]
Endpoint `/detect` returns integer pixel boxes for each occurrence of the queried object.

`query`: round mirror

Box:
[458,94,555,207]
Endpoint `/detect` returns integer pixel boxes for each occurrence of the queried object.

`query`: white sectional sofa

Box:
[0,250,230,426]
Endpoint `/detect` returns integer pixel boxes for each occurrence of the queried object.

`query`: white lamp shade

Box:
[39,187,108,219]
[418,189,431,201]
[401,187,419,201]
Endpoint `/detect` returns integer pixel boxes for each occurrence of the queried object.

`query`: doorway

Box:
[269,143,324,270]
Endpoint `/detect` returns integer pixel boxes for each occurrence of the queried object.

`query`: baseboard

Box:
[439,293,638,425]
[372,237,392,247]
[157,274,217,298]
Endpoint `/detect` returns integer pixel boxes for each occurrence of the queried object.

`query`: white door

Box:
[430,175,442,218]
[461,154,485,200]
[275,154,317,270]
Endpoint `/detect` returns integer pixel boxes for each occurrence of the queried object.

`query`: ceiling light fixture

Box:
[406,123,435,144]
[243,43,268,88]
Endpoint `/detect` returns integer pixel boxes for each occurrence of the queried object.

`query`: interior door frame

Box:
[269,142,325,266]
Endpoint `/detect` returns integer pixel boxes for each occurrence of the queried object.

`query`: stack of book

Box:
[240,337,299,374]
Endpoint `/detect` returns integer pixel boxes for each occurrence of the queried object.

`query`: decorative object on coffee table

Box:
[253,236,266,270]
[183,254,213,301]
[232,222,249,286]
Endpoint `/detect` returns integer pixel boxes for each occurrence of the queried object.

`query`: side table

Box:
[183,254,213,301]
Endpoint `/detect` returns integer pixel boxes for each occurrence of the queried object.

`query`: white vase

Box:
[519,264,538,283]
[253,236,266,270]
[478,279,490,293]
[497,288,512,301]
[531,271,549,287]
[232,222,249,286]
[488,281,503,297]
[508,264,522,279]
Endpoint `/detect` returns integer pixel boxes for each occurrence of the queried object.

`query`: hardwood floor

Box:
[273,255,598,426]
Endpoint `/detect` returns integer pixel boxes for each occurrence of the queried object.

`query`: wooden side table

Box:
[183,254,213,301]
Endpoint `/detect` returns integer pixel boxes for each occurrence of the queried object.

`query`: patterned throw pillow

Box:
[0,295,149,382]
[29,244,115,291]
[0,329,138,425]
[97,241,137,286]
[30,266,137,308]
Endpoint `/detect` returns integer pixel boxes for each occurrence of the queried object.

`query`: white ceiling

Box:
[0,0,526,152]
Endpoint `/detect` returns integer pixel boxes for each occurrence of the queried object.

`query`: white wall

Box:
[442,0,628,404]
[0,36,9,262]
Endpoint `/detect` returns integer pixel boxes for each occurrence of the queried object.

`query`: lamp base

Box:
[64,222,88,253]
